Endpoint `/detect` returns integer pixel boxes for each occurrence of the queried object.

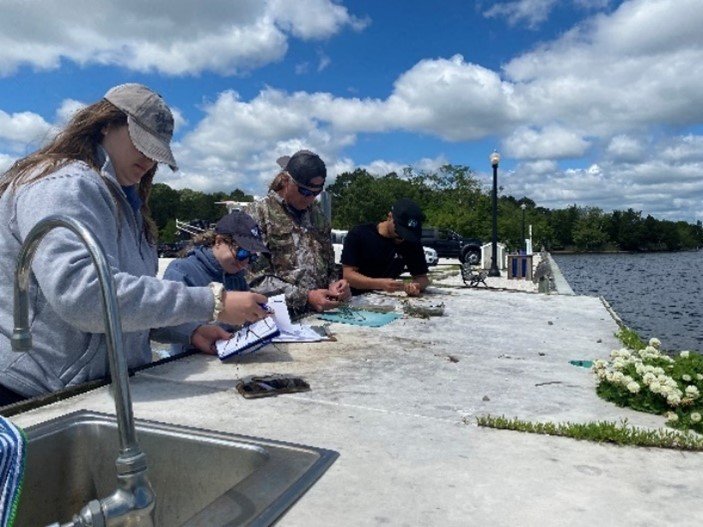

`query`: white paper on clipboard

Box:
[268,294,327,343]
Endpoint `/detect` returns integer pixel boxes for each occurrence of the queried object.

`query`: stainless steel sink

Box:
[16,411,338,526]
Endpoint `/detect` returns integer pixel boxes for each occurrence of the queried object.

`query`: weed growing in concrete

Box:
[475,415,703,451]
[593,337,703,434]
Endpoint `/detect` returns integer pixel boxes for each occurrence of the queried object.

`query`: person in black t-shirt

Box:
[341,198,429,296]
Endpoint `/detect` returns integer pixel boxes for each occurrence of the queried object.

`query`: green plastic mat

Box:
[569,360,593,368]
[318,309,402,327]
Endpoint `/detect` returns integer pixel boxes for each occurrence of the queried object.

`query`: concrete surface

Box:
[12,265,703,527]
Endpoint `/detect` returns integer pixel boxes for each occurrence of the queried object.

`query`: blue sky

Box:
[1,0,702,221]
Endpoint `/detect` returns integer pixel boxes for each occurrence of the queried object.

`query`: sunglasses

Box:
[296,184,323,197]
[229,244,259,264]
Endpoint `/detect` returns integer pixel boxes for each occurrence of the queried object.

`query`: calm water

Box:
[553,251,702,353]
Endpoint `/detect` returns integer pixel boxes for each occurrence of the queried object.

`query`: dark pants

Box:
[0,384,26,407]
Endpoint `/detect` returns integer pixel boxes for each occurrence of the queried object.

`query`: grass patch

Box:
[615,327,646,351]
[475,414,703,451]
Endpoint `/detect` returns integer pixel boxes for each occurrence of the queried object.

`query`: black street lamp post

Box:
[521,203,527,253]
[489,151,501,277]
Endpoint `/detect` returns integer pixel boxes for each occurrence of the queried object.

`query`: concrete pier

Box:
[12,259,701,526]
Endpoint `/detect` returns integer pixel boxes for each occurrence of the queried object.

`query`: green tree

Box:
[148,183,180,231]
[229,188,254,202]
[159,218,179,243]
[612,208,645,251]
[572,208,608,251]
[548,205,580,248]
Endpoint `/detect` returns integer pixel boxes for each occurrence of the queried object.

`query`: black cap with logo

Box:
[215,211,269,253]
[276,150,326,188]
[391,198,425,243]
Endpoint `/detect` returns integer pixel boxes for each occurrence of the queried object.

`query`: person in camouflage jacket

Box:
[247,150,351,314]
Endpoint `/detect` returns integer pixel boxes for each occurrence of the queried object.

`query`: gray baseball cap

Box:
[104,83,178,171]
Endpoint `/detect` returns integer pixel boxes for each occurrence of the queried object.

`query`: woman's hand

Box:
[191,324,231,355]
[218,291,269,325]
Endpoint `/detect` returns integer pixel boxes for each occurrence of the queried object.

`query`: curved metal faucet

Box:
[11,215,155,526]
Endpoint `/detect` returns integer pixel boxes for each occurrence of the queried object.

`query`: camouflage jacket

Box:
[246,191,337,312]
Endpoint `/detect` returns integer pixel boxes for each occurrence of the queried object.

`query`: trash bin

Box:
[507,254,533,279]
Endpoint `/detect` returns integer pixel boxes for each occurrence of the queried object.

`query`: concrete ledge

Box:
[547,252,575,295]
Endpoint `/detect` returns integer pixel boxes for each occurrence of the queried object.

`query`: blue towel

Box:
[318,309,402,328]
[0,417,25,527]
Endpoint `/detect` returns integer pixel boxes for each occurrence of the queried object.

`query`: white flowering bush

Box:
[594,335,703,434]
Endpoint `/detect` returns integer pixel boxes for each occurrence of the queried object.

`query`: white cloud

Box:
[0,110,52,149]
[504,0,703,133]
[0,0,364,76]
[268,0,369,39]
[483,0,558,29]
[317,50,332,72]
[357,156,449,178]
[509,134,703,219]
[2,0,703,222]
[517,159,558,174]
[55,99,86,125]
[606,134,646,163]
[483,0,611,29]
[660,135,703,163]
[0,153,14,174]
[504,126,591,159]
[169,89,358,192]
[156,0,703,166]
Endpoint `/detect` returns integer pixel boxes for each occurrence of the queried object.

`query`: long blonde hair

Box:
[268,171,289,192]
[0,100,159,243]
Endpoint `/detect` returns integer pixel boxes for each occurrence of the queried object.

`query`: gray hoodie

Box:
[0,154,213,397]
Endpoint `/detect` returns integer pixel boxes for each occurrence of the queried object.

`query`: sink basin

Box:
[16,411,338,526]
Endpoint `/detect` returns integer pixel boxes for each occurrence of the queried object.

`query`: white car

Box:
[331,229,348,265]
[423,246,439,266]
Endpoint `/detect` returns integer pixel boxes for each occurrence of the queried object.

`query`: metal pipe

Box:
[11,215,154,525]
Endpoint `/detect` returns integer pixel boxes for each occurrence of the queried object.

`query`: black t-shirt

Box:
[341,222,428,294]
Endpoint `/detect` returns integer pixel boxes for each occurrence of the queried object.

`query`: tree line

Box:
[149,164,703,252]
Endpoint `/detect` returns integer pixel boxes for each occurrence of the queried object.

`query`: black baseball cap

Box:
[391,198,425,243]
[276,150,326,188]
[215,211,269,253]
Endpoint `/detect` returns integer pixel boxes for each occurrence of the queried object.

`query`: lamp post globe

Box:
[489,151,501,277]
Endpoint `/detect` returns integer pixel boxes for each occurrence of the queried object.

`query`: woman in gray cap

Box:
[0,83,268,405]
[247,150,351,314]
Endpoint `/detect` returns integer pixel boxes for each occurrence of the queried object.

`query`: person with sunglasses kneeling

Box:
[163,210,269,355]
[247,150,351,314]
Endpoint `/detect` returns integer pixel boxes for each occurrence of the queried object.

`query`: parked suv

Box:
[421,227,482,265]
